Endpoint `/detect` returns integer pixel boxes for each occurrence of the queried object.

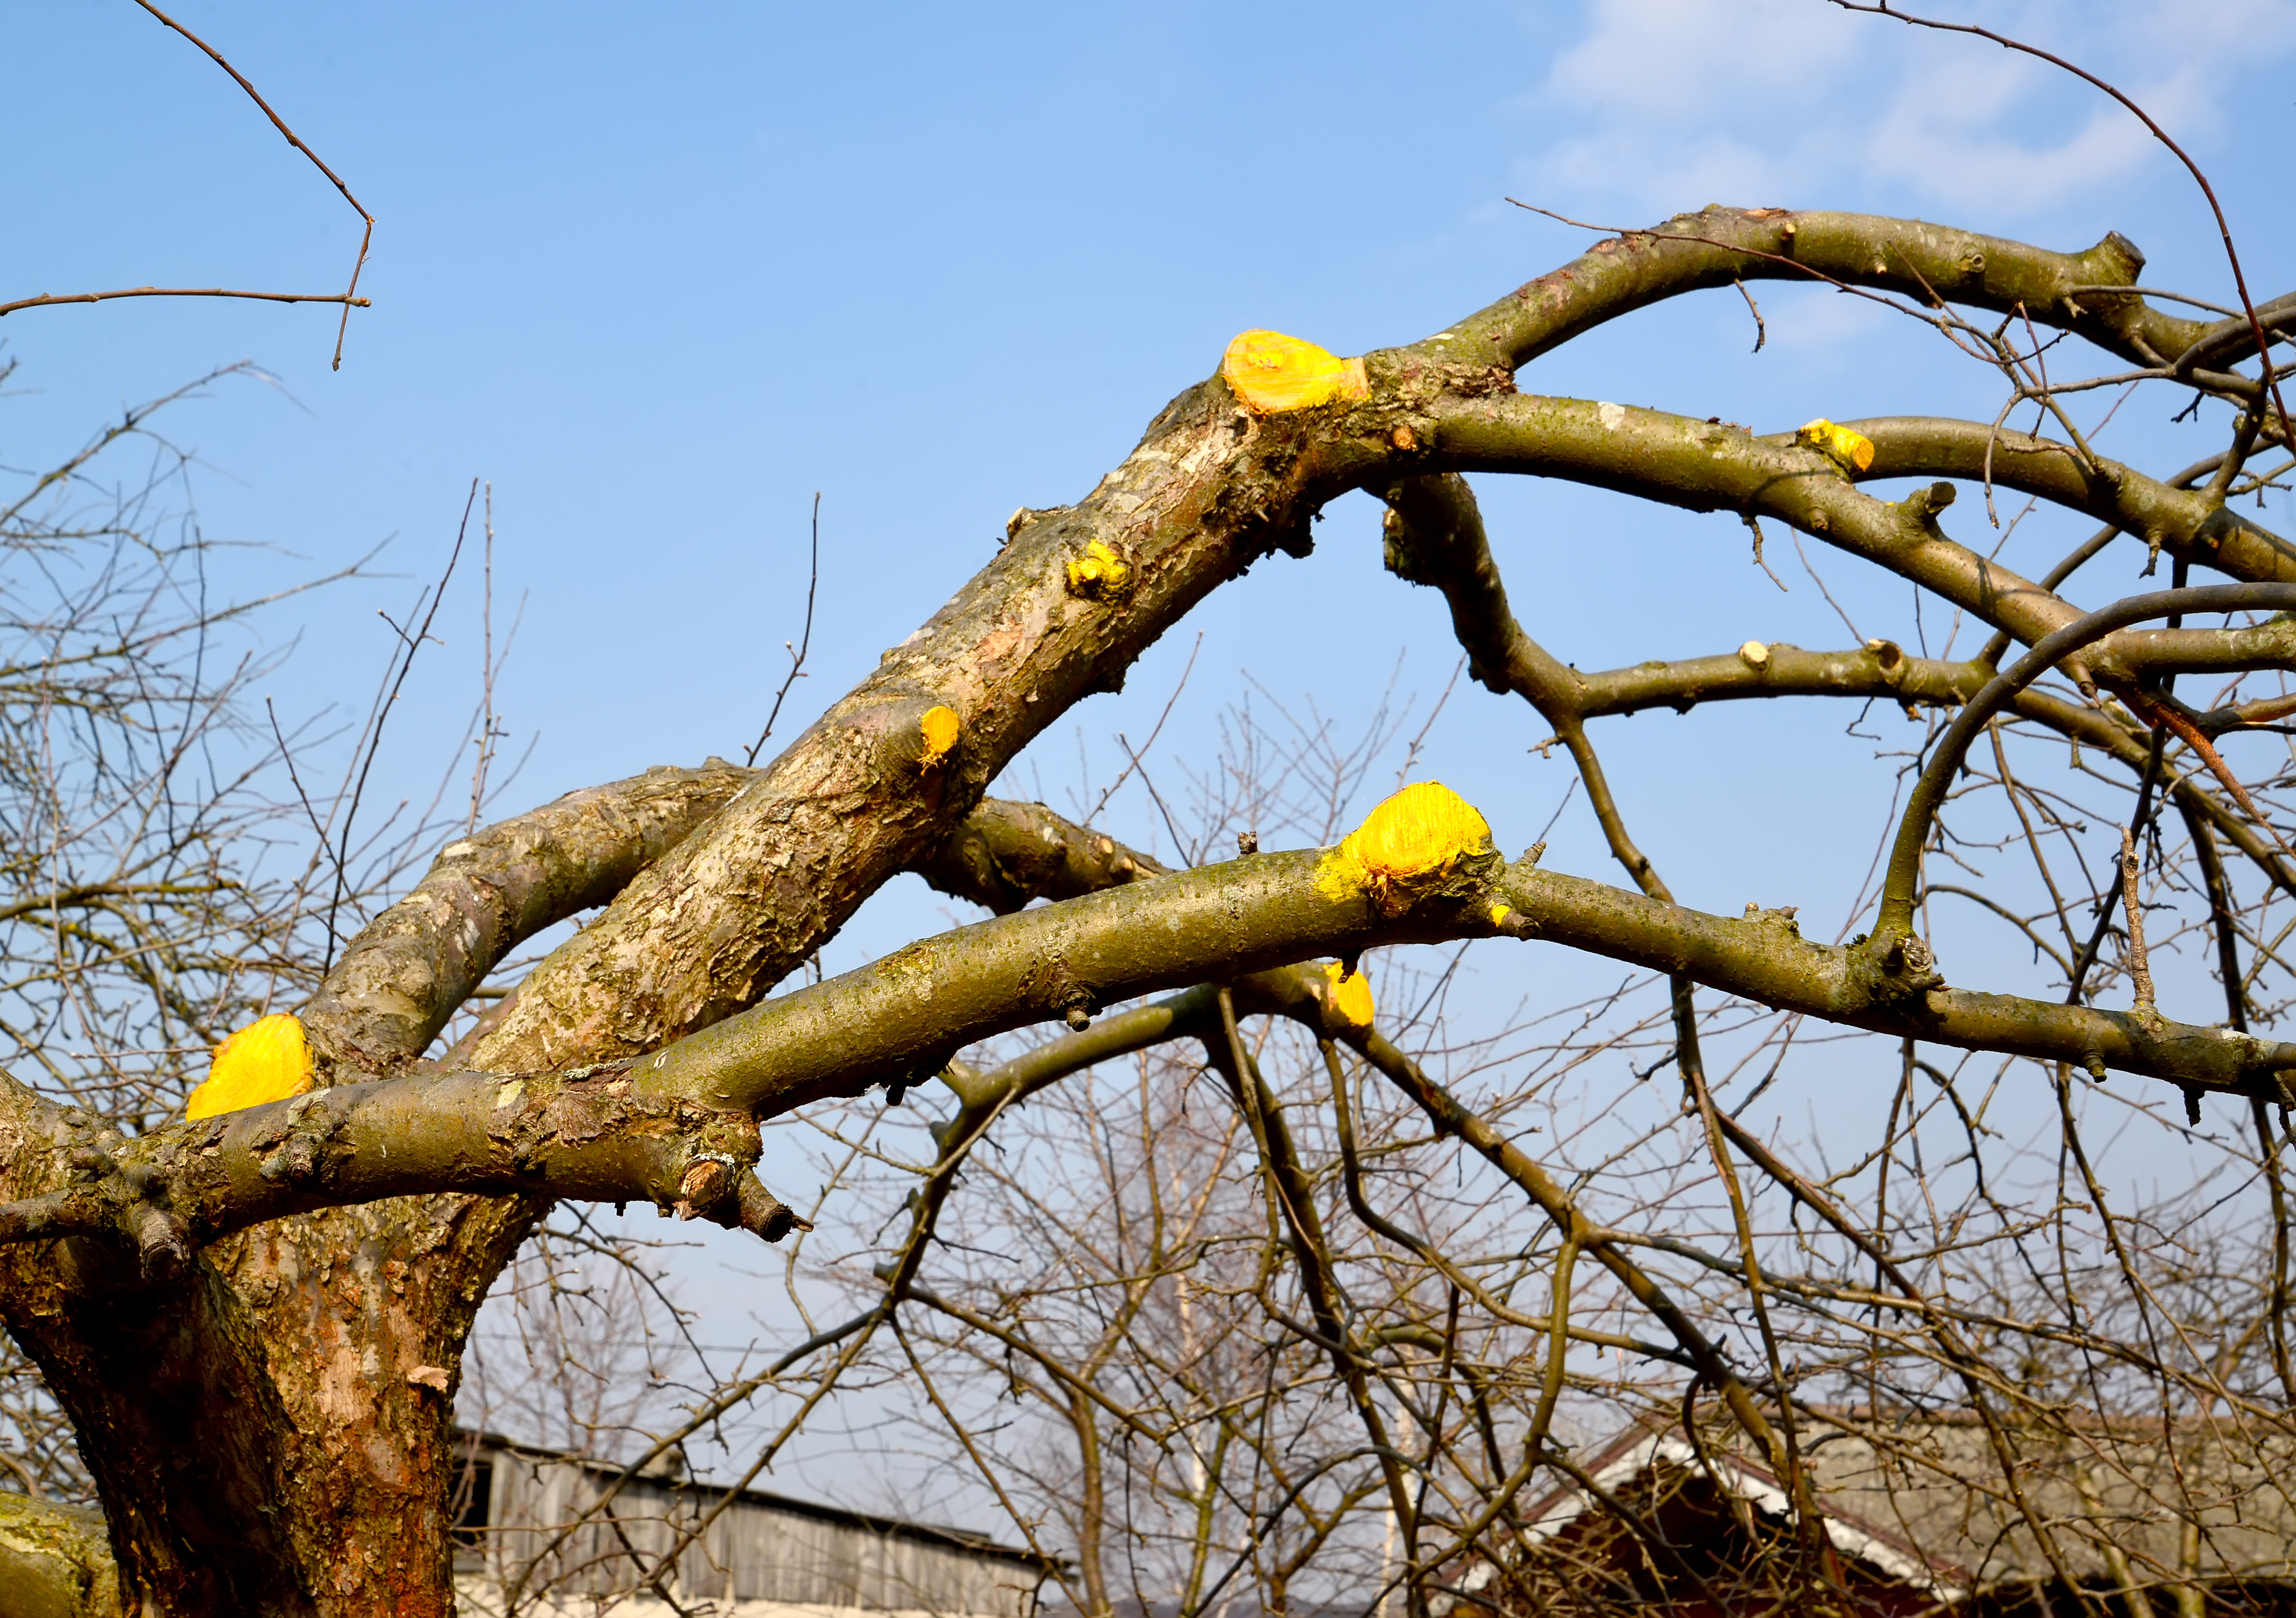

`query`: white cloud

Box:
[1511,0,2296,226]
[1525,0,1858,207]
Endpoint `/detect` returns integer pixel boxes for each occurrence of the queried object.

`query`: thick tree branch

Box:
[302,763,755,1072]
[1419,396,2079,649]
[1411,618,2290,907]
[19,830,2296,1264]
[1415,396,2296,695]
[1438,207,2186,373]
[1567,642,1983,719]
[1499,864,2294,1089]
[0,1491,122,1615]
[912,796,1168,913]
[1384,470,1986,720]
[635,847,1511,1116]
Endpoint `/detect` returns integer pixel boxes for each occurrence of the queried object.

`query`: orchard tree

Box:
[4,10,2296,1616]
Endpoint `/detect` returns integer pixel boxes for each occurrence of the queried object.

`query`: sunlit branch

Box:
[1856,417,2296,588]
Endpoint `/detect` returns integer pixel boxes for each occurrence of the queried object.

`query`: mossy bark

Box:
[0,1492,121,1618]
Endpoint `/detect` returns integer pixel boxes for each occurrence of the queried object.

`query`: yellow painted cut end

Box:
[920,705,961,769]
[1795,418,1874,476]
[1316,781,1493,903]
[1324,961,1376,1028]
[185,1013,314,1120]
[1065,538,1131,600]
[1222,330,1370,415]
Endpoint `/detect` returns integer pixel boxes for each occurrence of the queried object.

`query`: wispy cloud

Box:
[1512,0,2296,226]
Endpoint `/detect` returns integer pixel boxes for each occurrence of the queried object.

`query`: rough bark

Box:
[299,763,756,1077]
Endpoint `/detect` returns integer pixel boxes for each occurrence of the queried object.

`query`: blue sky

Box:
[10,0,2296,1502]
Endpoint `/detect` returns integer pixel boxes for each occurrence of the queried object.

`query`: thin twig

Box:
[745,493,822,768]
[127,0,375,368]
[466,484,505,834]
[0,287,369,322]
[323,481,474,970]
[1394,655,1467,791]
[1084,631,1202,827]
[1744,513,1789,593]
[1734,277,1767,353]
[2120,824,2158,1024]
[265,697,331,897]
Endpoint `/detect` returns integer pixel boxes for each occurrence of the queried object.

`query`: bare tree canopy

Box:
[5,5,2296,1616]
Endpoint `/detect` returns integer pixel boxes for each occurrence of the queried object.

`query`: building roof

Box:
[1505,1407,2296,1600]
[1516,1420,1962,1598]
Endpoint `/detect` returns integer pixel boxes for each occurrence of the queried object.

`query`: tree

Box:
[5,13,2296,1614]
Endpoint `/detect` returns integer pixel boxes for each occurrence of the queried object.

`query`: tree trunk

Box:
[0,1194,534,1615]
[0,768,760,1615]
